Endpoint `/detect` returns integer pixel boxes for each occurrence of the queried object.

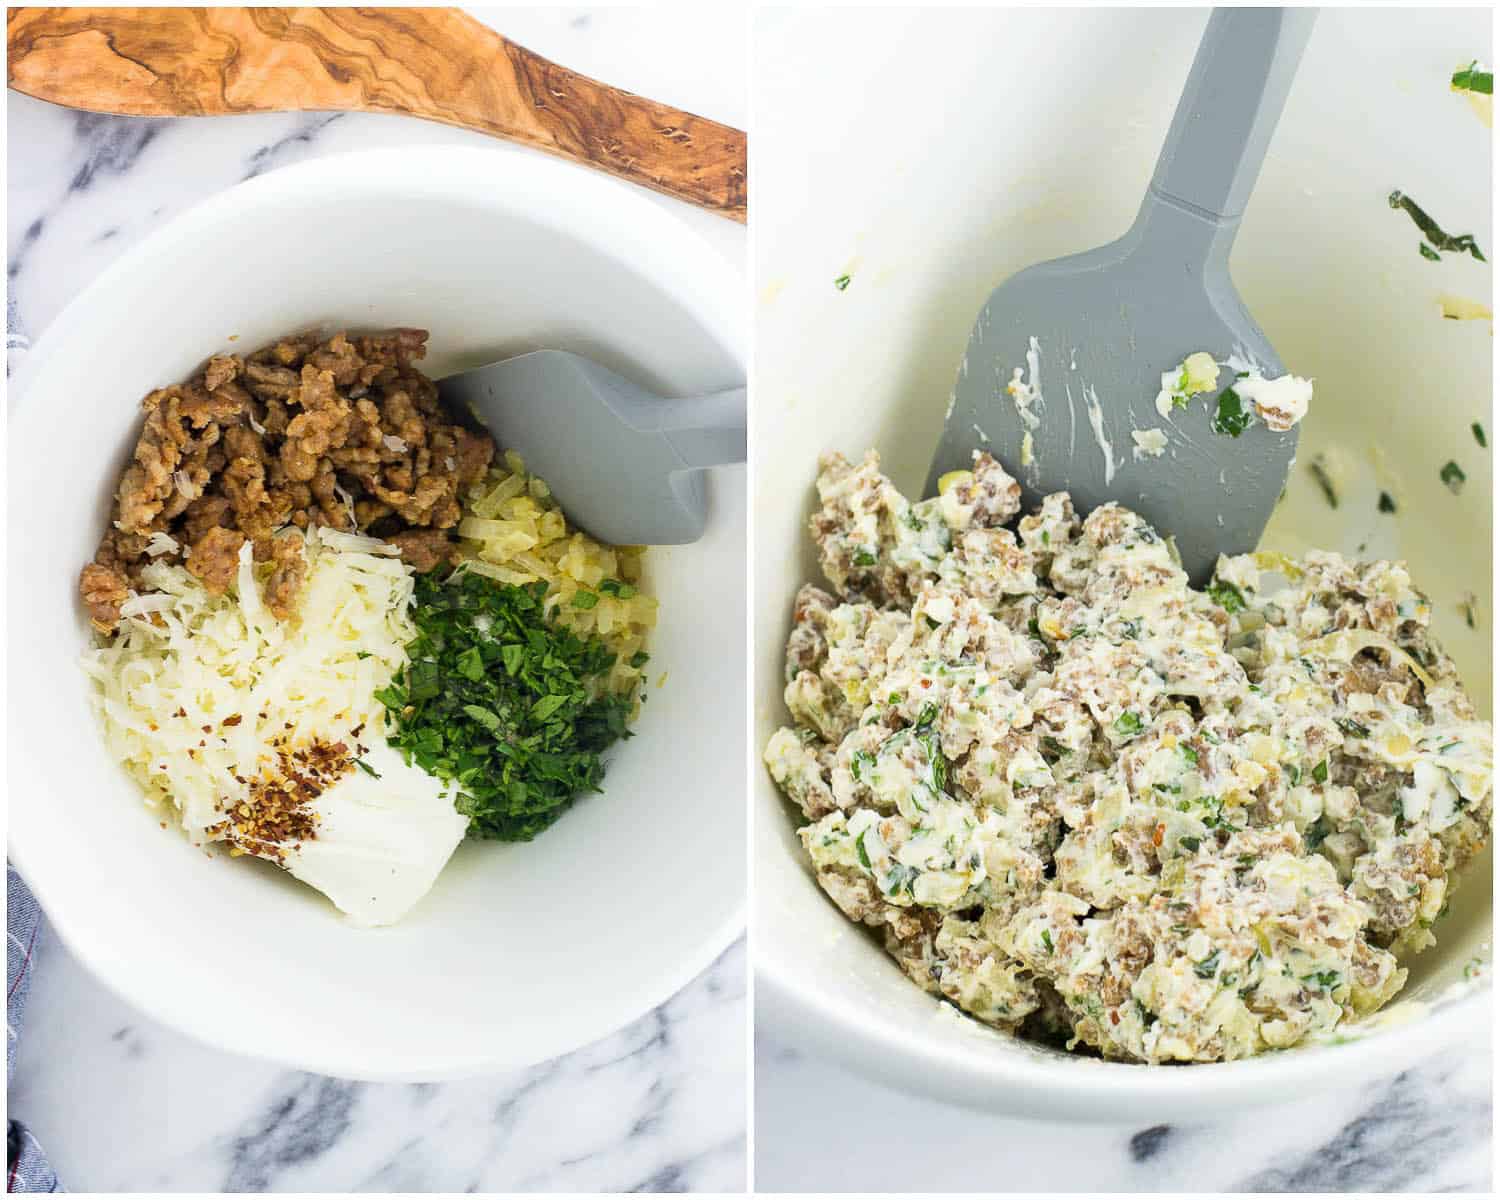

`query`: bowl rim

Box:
[9,143,747,1081]
[756,927,1492,1120]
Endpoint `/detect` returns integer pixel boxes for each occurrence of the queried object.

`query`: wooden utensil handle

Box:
[6,6,747,220]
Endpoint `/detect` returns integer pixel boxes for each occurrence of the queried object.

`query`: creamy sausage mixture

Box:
[766,449,1492,1063]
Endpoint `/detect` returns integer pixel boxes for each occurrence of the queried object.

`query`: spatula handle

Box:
[1148,8,1317,224]
[663,387,747,470]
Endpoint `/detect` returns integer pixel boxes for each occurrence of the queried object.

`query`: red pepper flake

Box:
[1152,823,1165,847]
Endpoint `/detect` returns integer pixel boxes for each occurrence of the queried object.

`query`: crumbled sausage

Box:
[81,329,495,633]
[186,526,248,595]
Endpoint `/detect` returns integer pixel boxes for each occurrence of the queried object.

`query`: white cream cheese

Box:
[1235,372,1314,432]
[281,741,469,927]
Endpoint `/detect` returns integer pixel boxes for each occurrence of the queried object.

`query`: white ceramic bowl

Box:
[10,145,746,1080]
[754,7,1491,1120]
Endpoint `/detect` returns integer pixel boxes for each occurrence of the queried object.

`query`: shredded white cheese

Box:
[82,528,418,843]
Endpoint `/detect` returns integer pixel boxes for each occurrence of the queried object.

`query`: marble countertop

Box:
[755,1024,1492,1193]
[7,7,746,1193]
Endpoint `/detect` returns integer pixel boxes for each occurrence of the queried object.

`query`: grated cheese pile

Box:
[82,527,418,842]
[457,449,659,700]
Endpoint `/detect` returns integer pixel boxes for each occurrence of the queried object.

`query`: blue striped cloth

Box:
[7,867,61,1193]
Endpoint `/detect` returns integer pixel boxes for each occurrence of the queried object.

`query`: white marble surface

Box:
[7,7,746,1193]
[755,1024,1493,1193]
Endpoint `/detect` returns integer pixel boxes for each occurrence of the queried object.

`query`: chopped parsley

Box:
[1180,744,1199,766]
[1312,758,1330,785]
[1335,717,1371,738]
[1303,969,1340,991]
[1308,454,1339,508]
[1193,949,1222,979]
[1210,386,1251,437]
[1441,460,1467,494]
[353,758,381,779]
[852,547,878,567]
[1113,710,1145,738]
[1378,490,1398,514]
[1473,422,1488,449]
[1179,835,1201,853]
[1389,190,1487,262]
[1461,593,1478,630]
[571,589,599,610]
[1206,579,1246,613]
[1040,928,1055,955]
[598,578,638,599]
[1452,61,1493,95]
[377,573,636,841]
[855,828,873,869]
[834,273,852,292]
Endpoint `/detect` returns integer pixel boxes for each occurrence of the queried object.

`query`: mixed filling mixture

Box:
[82,330,655,925]
[766,448,1492,1063]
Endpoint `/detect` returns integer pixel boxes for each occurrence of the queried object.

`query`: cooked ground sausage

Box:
[80,329,495,633]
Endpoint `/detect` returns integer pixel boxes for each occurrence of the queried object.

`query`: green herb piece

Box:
[1441,460,1467,494]
[1419,242,1442,261]
[1303,969,1341,991]
[1452,61,1493,95]
[1193,949,1222,979]
[1180,744,1199,766]
[1179,835,1201,852]
[1389,191,1487,262]
[1041,929,1055,955]
[850,749,875,783]
[834,273,852,292]
[629,651,651,669]
[1041,735,1068,760]
[1312,758,1329,785]
[1461,593,1477,629]
[1378,490,1398,514]
[1335,717,1371,738]
[353,758,381,779]
[456,645,485,682]
[855,828,873,869]
[915,702,939,729]
[1206,579,1245,613]
[1473,422,1488,448]
[852,548,878,567]
[1210,386,1251,437]
[598,578,638,599]
[378,573,637,841]
[571,589,599,610]
[1113,710,1145,738]
[1308,455,1339,508]
[1287,763,1302,787]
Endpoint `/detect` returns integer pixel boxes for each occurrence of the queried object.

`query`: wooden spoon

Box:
[7,6,746,220]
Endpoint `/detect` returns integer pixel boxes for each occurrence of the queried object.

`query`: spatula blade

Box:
[926,218,1299,587]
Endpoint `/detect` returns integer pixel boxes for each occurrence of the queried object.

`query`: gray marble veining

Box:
[754,1026,1492,1193]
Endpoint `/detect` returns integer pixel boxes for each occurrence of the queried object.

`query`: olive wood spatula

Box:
[6,6,746,219]
[926,7,1317,584]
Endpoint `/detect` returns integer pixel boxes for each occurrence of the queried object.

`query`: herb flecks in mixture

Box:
[1441,460,1467,494]
[377,573,635,841]
[766,447,1493,1065]
[1389,191,1487,262]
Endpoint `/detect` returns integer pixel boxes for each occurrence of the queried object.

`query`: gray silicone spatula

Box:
[925,7,1318,585]
[440,350,746,546]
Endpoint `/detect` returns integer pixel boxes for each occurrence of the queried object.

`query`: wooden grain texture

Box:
[7,6,747,219]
